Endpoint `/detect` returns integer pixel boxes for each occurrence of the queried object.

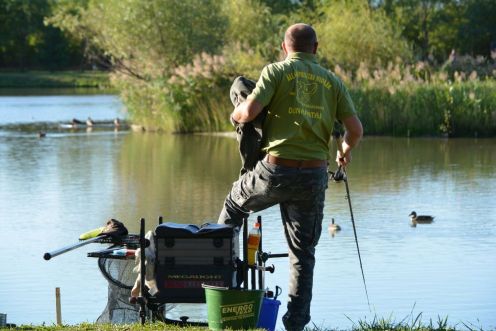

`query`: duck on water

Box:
[328,218,341,236]
[59,118,123,129]
[409,211,434,227]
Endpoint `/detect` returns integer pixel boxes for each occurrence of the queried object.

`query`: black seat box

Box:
[154,222,239,303]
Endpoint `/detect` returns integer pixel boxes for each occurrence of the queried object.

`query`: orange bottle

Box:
[247,221,261,265]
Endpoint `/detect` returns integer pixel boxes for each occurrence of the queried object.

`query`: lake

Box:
[0,92,495,330]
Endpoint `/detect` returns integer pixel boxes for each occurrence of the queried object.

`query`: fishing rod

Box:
[44,235,106,260]
[331,130,371,310]
[43,219,129,260]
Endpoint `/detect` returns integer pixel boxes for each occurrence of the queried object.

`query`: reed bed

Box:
[115,54,496,137]
[340,59,496,137]
[350,81,496,137]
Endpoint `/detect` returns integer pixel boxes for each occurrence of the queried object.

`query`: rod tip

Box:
[43,253,52,260]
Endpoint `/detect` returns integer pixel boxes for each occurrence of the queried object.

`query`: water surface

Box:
[0,90,122,124]
[0,94,495,330]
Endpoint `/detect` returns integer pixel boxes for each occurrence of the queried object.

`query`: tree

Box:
[0,0,49,68]
[387,0,452,60]
[0,0,85,70]
[376,0,496,60]
[457,0,496,57]
[222,0,287,63]
[315,0,411,70]
[49,0,227,79]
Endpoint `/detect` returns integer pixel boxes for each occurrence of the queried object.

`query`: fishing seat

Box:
[152,222,240,303]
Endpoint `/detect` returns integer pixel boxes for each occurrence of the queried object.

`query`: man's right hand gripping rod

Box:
[329,129,346,182]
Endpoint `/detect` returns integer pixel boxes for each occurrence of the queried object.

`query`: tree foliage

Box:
[376,0,496,61]
[50,0,227,79]
[0,0,84,69]
[4,0,494,71]
[315,0,412,70]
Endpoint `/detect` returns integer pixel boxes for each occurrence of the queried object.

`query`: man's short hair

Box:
[284,23,317,53]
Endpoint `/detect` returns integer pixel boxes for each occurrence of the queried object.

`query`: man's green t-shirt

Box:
[248,52,356,160]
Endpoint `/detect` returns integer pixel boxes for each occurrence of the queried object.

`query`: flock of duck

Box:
[38,117,122,138]
[328,211,434,235]
[70,117,121,128]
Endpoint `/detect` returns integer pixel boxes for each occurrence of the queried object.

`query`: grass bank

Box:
[1,315,481,331]
[0,71,111,89]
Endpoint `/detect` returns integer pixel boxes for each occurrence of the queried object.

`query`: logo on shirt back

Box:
[296,80,318,104]
[286,71,332,119]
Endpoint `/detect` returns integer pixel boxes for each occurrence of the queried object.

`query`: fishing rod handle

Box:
[43,235,104,260]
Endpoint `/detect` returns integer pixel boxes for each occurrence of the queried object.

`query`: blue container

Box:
[256,297,281,331]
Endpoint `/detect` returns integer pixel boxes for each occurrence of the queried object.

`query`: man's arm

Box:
[337,115,363,166]
[231,98,264,123]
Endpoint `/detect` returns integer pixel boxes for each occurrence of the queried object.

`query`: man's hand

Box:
[229,113,239,126]
[336,149,351,167]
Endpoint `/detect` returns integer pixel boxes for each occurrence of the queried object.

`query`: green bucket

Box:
[203,284,264,330]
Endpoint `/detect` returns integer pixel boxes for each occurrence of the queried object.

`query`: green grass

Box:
[1,315,485,331]
[1,323,207,330]
[0,70,111,89]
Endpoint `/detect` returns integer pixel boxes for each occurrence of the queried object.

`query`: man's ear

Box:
[282,42,288,56]
[313,42,318,54]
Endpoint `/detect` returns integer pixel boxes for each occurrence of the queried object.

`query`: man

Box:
[218,23,363,330]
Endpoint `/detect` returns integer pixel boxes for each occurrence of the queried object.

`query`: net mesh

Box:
[95,249,175,323]
[96,257,139,323]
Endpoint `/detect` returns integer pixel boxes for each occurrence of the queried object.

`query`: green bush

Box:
[315,0,412,71]
[112,52,234,133]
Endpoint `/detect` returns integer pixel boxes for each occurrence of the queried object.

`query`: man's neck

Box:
[286,51,316,59]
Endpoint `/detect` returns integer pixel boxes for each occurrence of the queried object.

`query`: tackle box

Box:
[154,222,239,303]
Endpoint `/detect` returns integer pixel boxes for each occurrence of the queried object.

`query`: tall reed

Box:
[341,59,496,137]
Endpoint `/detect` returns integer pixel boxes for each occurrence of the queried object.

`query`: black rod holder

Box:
[139,217,146,324]
[251,263,256,289]
[257,215,263,290]
[248,264,275,273]
[263,253,289,260]
[243,218,248,290]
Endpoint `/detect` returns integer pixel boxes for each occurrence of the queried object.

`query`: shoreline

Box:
[0,70,111,89]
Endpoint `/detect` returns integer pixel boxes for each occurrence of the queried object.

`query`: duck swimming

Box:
[86,117,94,127]
[409,211,434,224]
[328,218,341,233]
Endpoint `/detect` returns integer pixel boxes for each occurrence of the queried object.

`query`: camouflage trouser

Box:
[218,160,328,331]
